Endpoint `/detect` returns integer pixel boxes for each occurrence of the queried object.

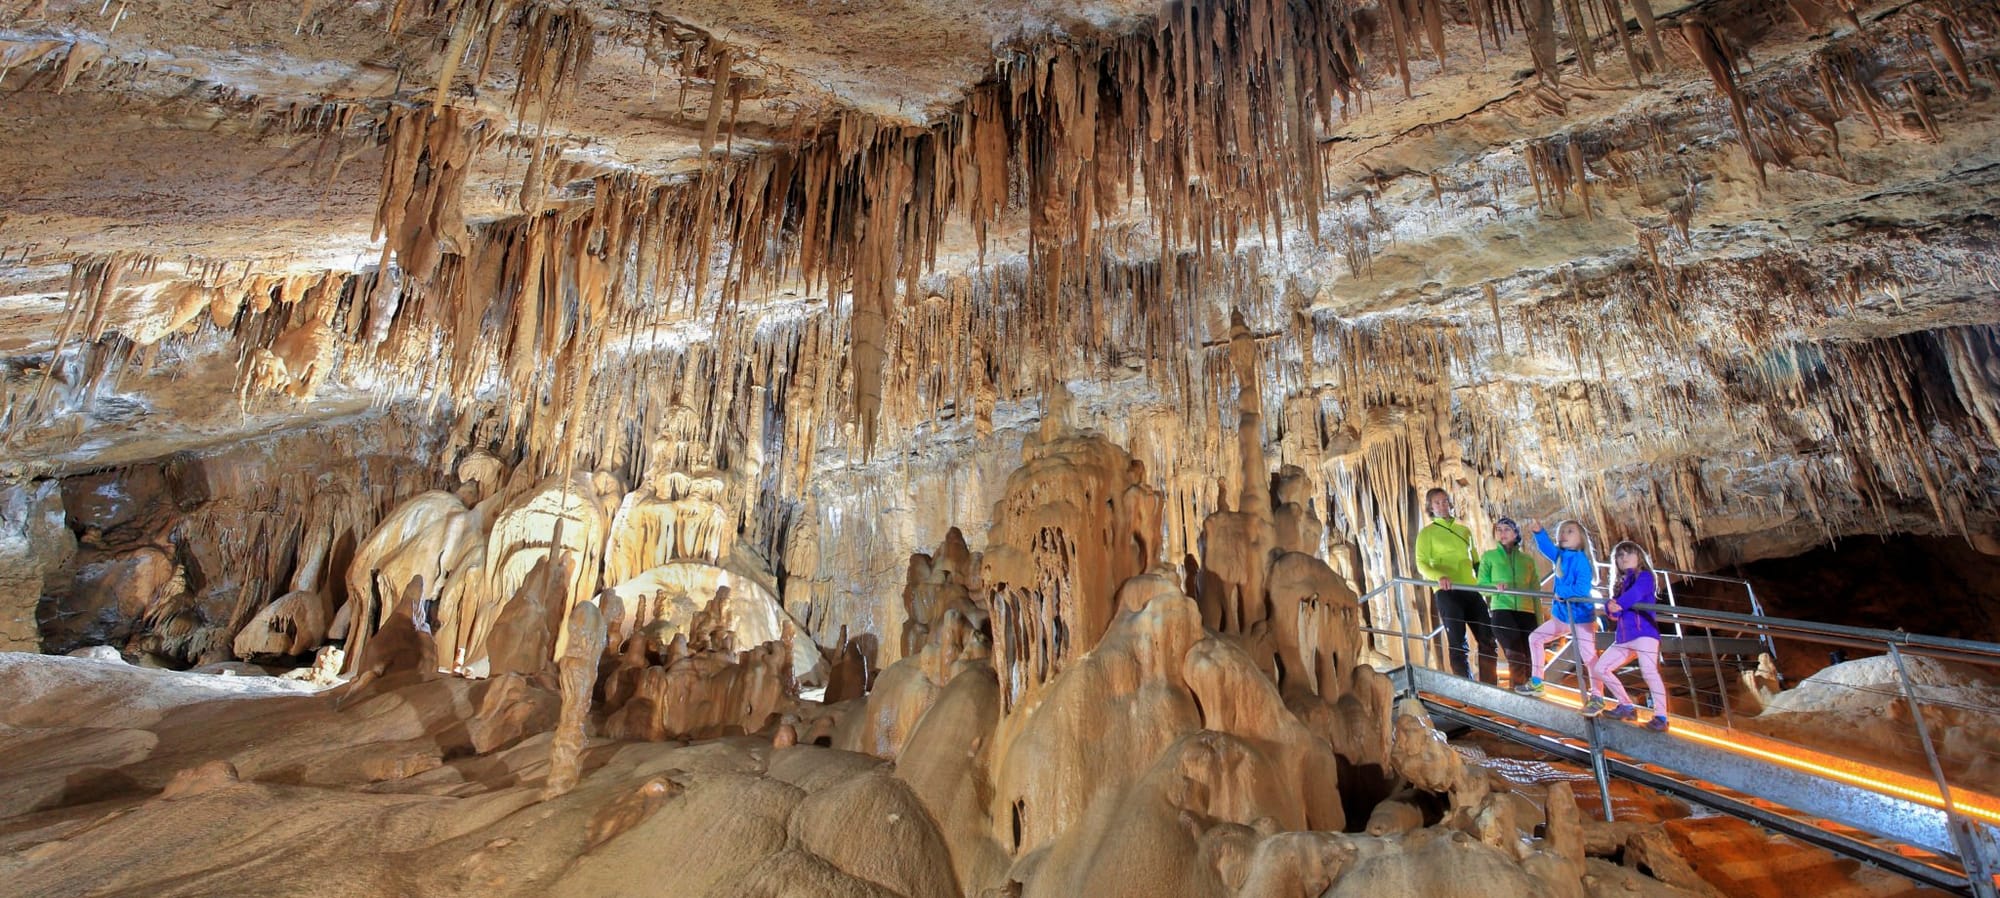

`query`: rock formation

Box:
[0,481,73,652]
[544,599,607,799]
[9,380,1959,898]
[0,0,1996,895]
[4,0,1997,623]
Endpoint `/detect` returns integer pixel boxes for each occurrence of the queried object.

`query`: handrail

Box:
[1364,571,2000,895]
[1367,575,1562,603]
[1370,575,2000,666]
[1590,561,1778,661]
[1653,566,1756,587]
[1649,605,2000,666]
[1618,563,1775,621]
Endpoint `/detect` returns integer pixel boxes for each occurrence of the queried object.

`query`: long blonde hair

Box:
[1554,519,1598,588]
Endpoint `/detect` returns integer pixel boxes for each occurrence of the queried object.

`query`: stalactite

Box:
[1943,327,2000,448]
[6,0,1998,647]
[23,0,1983,495]
[1527,0,1563,90]
[1682,20,1764,186]
[369,104,497,336]
[511,3,596,211]
[1560,0,1597,79]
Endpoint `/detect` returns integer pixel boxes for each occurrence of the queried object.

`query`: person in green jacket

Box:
[1415,488,1497,684]
[1478,517,1542,689]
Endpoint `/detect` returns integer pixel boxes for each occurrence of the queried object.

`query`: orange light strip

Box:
[1534,685,2000,827]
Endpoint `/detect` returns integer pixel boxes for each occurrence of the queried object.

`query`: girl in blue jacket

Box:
[1515,518,1599,696]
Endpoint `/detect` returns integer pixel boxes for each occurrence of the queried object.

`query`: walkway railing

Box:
[1354,575,2000,898]
[1596,562,1780,658]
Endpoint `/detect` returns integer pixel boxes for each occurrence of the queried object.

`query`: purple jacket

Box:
[1609,571,1661,644]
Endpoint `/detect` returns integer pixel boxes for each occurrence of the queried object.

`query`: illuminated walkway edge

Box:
[1397,665,2000,897]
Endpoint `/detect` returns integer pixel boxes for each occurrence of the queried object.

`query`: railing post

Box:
[1741,578,1767,617]
[1661,573,1705,718]
[1887,642,1997,898]
[1963,825,2000,898]
[1699,620,1735,728]
[1587,717,1616,823]
[1743,580,1779,667]
[1394,582,1418,696]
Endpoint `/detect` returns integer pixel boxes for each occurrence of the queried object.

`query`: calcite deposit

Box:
[1,0,1998,894]
[5,0,1998,588]
[1,416,1732,898]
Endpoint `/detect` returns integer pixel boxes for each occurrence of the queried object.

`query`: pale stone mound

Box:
[0,428,1807,898]
[1750,654,2000,793]
[1762,654,2000,715]
[604,561,825,685]
[0,652,321,729]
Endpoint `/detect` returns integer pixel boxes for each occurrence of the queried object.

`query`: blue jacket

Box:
[1534,529,1597,624]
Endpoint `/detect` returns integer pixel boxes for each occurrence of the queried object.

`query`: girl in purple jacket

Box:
[1586,541,1671,732]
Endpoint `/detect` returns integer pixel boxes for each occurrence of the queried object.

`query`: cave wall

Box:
[0,481,72,652]
[1738,533,2000,658]
[4,0,2000,664]
[26,410,448,661]
[10,310,1996,671]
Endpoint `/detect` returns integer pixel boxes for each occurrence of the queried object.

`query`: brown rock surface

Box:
[0,0,1995,895]
[1,481,76,652]
[0,426,1956,898]
[1,0,1994,602]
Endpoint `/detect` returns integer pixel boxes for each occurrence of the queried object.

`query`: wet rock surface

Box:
[0,430,1941,898]
[1,0,1994,586]
[0,2,1995,895]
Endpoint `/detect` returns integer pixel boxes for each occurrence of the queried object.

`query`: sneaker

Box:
[1646,715,1670,732]
[1581,697,1606,717]
[1513,678,1544,696]
[1606,703,1638,721]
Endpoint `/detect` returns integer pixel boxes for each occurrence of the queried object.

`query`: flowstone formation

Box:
[17,414,446,669]
[839,376,1718,897]
[0,416,1724,898]
[7,0,2000,608]
[308,409,823,685]
[3,0,1999,891]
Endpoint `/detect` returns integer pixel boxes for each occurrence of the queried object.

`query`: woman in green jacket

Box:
[1478,517,1542,689]
[1416,489,1497,684]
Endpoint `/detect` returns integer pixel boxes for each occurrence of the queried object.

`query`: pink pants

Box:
[1590,636,1666,714]
[1528,618,1598,683]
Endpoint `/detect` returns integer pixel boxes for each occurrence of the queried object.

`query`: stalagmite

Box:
[1388,698,1489,814]
[231,518,334,659]
[3,1,2000,897]
[602,591,796,742]
[543,600,606,800]
[482,554,570,679]
[983,435,1162,709]
[338,491,472,673]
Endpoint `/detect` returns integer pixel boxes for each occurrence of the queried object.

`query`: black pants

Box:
[1434,588,1498,684]
[1490,609,1538,687]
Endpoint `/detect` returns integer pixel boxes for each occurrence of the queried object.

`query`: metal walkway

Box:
[1400,665,1999,895]
[1359,577,2000,897]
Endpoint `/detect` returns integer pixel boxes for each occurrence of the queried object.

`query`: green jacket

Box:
[1478,546,1543,615]
[1415,517,1478,585]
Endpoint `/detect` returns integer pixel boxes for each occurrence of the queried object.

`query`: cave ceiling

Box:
[2,0,1998,566]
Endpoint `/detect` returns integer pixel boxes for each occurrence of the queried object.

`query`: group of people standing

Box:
[1413,488,1672,732]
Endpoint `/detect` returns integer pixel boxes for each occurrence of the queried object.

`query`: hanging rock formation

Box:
[3,0,1996,595]
[0,0,1994,895]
